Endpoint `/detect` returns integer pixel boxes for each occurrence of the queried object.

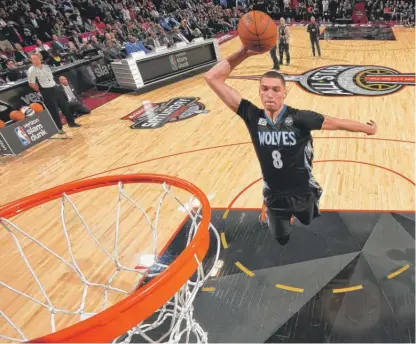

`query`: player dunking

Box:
[204,47,377,245]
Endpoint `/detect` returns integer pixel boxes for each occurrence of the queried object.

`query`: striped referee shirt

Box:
[27,64,56,88]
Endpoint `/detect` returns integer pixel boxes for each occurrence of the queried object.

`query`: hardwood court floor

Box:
[0,28,414,341]
[1,28,414,211]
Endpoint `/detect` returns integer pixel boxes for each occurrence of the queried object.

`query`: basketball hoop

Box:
[0,174,220,343]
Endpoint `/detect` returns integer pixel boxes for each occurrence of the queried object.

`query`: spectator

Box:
[5,59,26,81]
[52,21,65,37]
[169,26,190,43]
[58,75,91,117]
[3,21,24,46]
[27,12,40,35]
[323,0,330,19]
[146,31,170,49]
[84,18,95,32]
[69,30,83,49]
[13,43,30,64]
[90,35,104,50]
[17,17,35,46]
[125,35,150,54]
[79,37,95,53]
[93,16,106,30]
[35,39,51,53]
[179,20,196,41]
[51,35,66,55]
[103,39,126,63]
[67,41,79,54]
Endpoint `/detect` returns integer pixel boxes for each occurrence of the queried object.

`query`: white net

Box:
[0,179,219,343]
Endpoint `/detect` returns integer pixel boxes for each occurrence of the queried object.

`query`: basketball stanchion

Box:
[0,174,220,343]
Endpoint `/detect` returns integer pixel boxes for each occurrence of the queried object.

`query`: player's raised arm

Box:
[322,115,377,135]
[204,47,261,113]
[294,111,377,136]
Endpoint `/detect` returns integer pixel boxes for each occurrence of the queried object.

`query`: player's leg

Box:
[293,188,322,226]
[269,44,280,70]
[266,207,293,245]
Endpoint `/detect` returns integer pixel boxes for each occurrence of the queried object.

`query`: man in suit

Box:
[146,31,169,50]
[3,22,24,46]
[58,76,91,117]
[169,27,190,44]
[13,43,30,64]
[103,40,126,63]
[5,60,26,82]
[90,35,104,51]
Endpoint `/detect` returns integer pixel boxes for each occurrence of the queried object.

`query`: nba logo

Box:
[169,56,178,71]
[15,127,31,146]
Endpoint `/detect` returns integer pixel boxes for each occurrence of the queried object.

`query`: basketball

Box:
[21,106,35,117]
[237,11,277,52]
[30,103,44,113]
[0,120,5,129]
[10,110,25,122]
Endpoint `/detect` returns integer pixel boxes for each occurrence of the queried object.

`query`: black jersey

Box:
[237,99,324,195]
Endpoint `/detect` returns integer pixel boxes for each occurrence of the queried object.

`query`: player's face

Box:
[259,78,286,111]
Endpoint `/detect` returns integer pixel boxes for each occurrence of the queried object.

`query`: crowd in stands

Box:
[365,0,414,25]
[0,0,244,80]
[265,0,414,25]
[0,0,414,81]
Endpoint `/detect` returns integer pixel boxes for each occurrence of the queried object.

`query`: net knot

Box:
[48,307,57,314]
[79,276,88,284]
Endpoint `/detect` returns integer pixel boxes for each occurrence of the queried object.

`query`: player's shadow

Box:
[386,248,415,265]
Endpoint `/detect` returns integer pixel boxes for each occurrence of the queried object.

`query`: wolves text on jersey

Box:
[257,131,297,146]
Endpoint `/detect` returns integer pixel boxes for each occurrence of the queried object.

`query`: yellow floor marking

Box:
[387,264,410,279]
[220,232,228,249]
[333,285,363,293]
[235,261,255,277]
[222,209,229,219]
[275,284,304,293]
[202,287,215,292]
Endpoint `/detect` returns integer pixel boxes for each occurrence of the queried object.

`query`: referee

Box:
[306,16,321,57]
[27,54,80,133]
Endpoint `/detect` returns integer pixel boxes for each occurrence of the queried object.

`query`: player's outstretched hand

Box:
[241,47,266,57]
[366,120,377,135]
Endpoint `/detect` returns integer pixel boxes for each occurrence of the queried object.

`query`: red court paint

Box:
[225,159,415,212]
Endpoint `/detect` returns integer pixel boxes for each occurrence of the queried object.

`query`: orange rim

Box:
[0,174,211,343]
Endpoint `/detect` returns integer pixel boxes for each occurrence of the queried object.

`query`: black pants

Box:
[270,45,279,69]
[264,188,322,241]
[68,100,91,116]
[41,86,75,130]
[311,38,321,56]
[278,42,290,64]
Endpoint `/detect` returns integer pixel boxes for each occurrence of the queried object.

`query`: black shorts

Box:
[263,187,322,226]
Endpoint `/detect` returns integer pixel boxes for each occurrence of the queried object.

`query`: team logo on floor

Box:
[229,65,415,97]
[121,97,209,129]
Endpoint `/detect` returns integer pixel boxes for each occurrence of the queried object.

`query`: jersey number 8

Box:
[272,150,283,169]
